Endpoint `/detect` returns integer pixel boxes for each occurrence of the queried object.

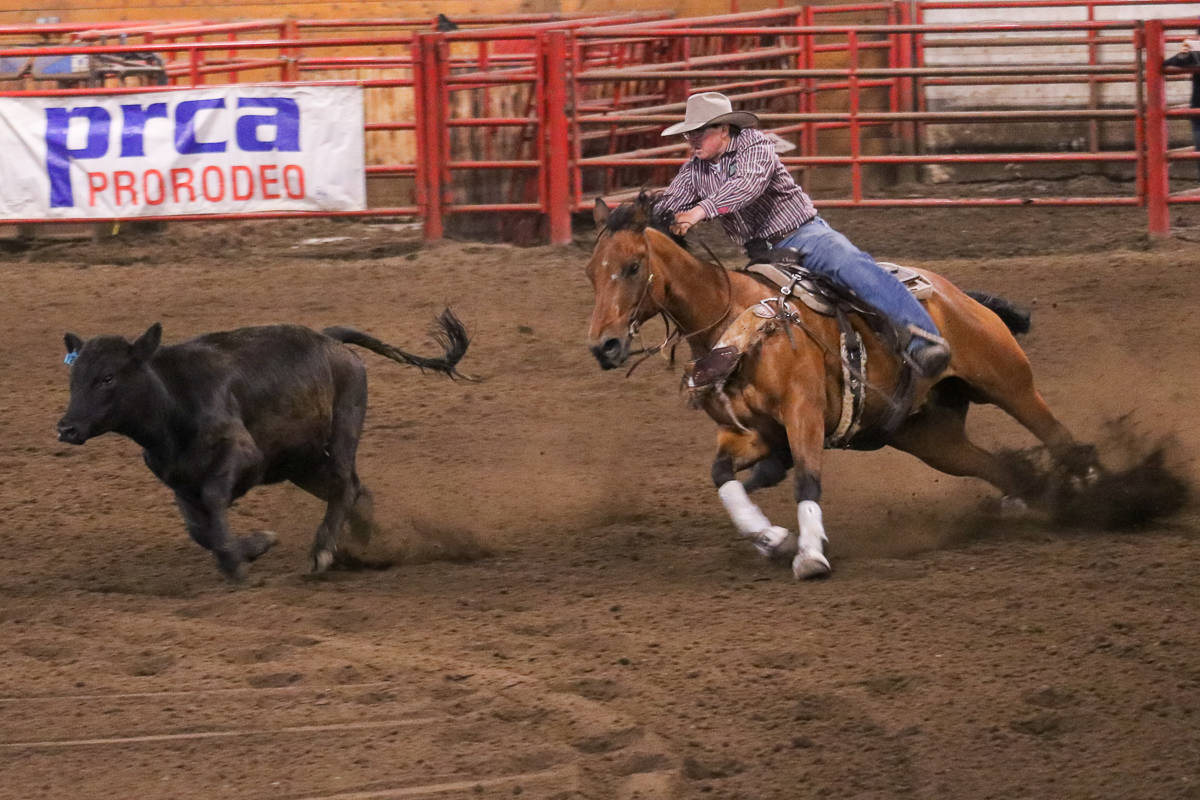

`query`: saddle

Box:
[743,248,934,317]
[684,253,929,449]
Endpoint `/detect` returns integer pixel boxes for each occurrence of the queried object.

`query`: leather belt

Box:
[766,216,814,247]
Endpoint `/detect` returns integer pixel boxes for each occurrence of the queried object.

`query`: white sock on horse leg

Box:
[718,480,772,537]
[797,500,828,555]
[792,500,831,578]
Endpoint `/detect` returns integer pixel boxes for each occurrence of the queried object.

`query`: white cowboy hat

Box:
[661,92,760,137]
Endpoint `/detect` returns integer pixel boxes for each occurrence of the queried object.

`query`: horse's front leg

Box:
[783,404,831,580]
[742,447,791,492]
[711,427,794,559]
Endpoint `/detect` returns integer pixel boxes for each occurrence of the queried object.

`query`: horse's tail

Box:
[324,308,471,379]
[965,290,1032,336]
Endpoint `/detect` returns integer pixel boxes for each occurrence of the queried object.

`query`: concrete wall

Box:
[920,2,1200,159]
[922,3,1199,106]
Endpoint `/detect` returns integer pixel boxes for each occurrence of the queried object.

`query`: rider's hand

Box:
[671,206,706,236]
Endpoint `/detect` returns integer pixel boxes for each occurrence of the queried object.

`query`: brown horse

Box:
[585,194,1098,579]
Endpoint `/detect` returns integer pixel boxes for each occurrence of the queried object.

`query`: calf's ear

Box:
[64,333,83,355]
[131,322,162,363]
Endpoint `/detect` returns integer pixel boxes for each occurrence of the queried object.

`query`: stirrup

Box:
[906,324,949,348]
[904,338,951,378]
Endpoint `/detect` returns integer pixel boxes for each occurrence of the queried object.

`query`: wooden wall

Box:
[0,0,786,25]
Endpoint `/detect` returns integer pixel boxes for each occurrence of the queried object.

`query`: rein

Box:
[697,236,727,271]
[623,239,735,377]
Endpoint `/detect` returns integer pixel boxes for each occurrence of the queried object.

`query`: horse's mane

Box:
[605,191,689,249]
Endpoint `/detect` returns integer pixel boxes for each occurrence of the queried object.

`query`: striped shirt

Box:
[656,127,817,247]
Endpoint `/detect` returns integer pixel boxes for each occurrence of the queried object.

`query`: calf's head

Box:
[57,323,163,445]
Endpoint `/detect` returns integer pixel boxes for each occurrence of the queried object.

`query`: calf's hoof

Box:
[999,496,1029,518]
[792,551,831,580]
[311,548,335,574]
[217,559,249,584]
[348,519,378,545]
[242,530,279,562]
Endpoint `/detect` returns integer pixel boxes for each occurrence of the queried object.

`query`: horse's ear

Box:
[644,227,671,246]
[593,198,611,230]
[644,226,679,253]
[644,226,693,260]
[643,225,681,247]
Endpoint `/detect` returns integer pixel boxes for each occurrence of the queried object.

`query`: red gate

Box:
[2,4,1199,241]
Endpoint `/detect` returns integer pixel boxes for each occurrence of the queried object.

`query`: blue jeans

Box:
[774,216,941,346]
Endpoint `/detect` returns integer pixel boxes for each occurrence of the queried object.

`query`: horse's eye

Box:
[99,374,114,386]
[626,261,640,276]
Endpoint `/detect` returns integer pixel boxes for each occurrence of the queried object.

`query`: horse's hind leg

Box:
[994,386,1097,478]
[890,387,1034,500]
[961,347,1098,477]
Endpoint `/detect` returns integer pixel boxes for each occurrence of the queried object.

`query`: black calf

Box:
[56,311,469,581]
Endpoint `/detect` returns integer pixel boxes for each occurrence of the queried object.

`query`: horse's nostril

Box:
[590,338,625,370]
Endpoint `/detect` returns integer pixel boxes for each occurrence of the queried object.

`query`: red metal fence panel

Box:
[570,9,1200,236]
[3,4,1200,240]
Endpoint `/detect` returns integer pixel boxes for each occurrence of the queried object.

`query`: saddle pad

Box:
[878,261,934,300]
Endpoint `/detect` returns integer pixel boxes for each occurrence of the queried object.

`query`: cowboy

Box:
[655,91,951,378]
[1163,31,1200,180]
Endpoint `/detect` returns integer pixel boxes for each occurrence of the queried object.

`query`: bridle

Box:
[611,229,734,376]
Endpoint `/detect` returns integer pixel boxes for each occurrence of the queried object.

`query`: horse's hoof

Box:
[311,549,335,573]
[1064,464,1104,492]
[754,526,794,559]
[792,551,831,580]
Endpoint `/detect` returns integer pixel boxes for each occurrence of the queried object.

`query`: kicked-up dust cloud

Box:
[998,414,1191,529]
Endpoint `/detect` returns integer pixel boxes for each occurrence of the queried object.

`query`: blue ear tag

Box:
[64,352,78,366]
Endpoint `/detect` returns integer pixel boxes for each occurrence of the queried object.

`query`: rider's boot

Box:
[904,325,952,378]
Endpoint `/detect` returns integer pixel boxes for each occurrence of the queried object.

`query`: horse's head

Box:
[585,192,687,369]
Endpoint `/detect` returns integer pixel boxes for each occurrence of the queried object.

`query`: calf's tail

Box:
[324,308,471,379]
[965,290,1032,336]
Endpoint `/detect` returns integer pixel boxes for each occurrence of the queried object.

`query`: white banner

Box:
[0,85,366,219]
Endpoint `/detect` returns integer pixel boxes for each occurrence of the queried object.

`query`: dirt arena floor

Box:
[1,200,1198,799]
